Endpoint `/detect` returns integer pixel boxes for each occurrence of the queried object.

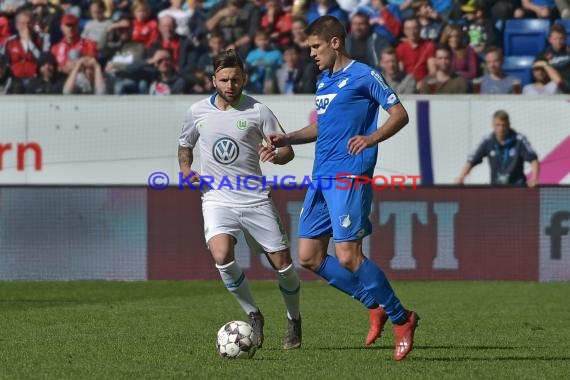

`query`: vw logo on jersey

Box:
[315,94,337,115]
[213,137,239,165]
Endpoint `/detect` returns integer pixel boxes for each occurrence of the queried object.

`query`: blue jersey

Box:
[313,60,400,179]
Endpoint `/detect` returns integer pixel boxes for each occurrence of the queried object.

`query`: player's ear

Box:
[212,77,216,87]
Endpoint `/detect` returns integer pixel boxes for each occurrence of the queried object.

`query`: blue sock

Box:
[354,259,407,324]
[315,255,379,309]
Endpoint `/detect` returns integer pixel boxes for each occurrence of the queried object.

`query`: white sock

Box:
[216,261,258,315]
[277,264,301,320]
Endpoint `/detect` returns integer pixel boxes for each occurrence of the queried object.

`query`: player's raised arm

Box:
[347,103,409,155]
[268,121,318,148]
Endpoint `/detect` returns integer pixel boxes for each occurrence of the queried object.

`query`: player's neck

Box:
[214,94,242,110]
[330,54,352,74]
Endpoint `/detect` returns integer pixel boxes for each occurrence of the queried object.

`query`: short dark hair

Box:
[550,24,566,37]
[305,15,346,43]
[213,49,245,73]
[435,43,452,55]
[493,110,510,124]
[485,45,503,58]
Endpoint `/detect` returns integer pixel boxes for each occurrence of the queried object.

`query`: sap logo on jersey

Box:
[315,94,337,115]
[213,137,239,164]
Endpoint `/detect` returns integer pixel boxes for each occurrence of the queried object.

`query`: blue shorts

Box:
[298,177,373,242]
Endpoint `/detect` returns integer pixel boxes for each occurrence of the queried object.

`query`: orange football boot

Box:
[365,306,388,345]
[393,310,420,361]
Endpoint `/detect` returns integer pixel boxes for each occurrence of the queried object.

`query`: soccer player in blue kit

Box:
[269,16,419,361]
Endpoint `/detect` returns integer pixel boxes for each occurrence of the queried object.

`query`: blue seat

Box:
[555,19,570,46]
[502,55,534,85]
[504,19,550,56]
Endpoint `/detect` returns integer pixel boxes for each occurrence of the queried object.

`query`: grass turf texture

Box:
[0,281,569,379]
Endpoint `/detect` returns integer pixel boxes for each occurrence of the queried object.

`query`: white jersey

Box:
[179,94,284,206]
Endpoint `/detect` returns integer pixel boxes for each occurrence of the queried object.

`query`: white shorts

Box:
[202,201,289,253]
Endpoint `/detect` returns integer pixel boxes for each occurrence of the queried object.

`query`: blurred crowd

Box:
[1,0,570,95]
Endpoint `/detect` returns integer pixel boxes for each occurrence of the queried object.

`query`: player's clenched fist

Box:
[267,133,289,149]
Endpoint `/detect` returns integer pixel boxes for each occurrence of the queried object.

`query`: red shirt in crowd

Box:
[260,11,293,48]
[132,19,158,48]
[2,36,41,79]
[396,38,436,82]
[51,36,97,69]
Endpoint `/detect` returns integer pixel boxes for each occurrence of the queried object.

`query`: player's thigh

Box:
[323,180,373,243]
[241,201,289,254]
[298,186,333,239]
[203,204,241,265]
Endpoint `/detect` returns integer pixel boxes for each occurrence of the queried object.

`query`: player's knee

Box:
[298,255,319,271]
[210,249,234,266]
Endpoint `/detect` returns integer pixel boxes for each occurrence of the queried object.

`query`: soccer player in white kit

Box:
[178,49,302,350]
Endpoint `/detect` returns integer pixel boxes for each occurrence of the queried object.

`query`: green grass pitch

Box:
[1,281,569,379]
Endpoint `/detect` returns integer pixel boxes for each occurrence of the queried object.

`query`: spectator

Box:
[25,52,65,94]
[439,24,479,80]
[291,16,311,65]
[0,53,25,94]
[261,0,293,48]
[148,48,185,94]
[147,15,192,70]
[378,46,416,94]
[514,0,558,19]
[130,0,159,48]
[51,14,98,75]
[476,46,520,94]
[21,0,62,45]
[276,44,317,94]
[419,44,469,94]
[354,0,401,46]
[63,56,106,94]
[395,17,436,83]
[523,58,569,94]
[81,0,113,51]
[537,24,570,84]
[387,0,414,18]
[195,30,224,77]
[430,0,453,20]
[206,0,261,58]
[103,17,146,94]
[412,0,443,42]
[455,110,539,187]
[306,0,349,27]
[460,0,498,57]
[346,12,389,67]
[0,16,10,46]
[158,0,194,38]
[0,10,50,82]
[245,28,283,93]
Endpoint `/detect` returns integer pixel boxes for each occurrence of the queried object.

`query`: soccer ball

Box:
[216,320,258,359]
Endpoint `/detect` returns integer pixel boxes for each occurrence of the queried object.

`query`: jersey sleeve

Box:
[365,69,401,111]
[178,107,199,148]
[467,136,490,166]
[258,103,285,138]
[518,134,538,162]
